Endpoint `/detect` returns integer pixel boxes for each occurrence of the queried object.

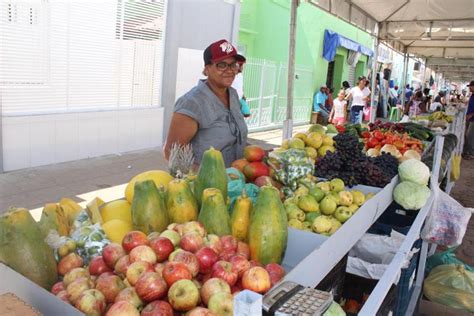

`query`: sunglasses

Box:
[215,61,240,71]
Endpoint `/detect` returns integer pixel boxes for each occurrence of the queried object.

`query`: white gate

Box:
[243,57,313,131]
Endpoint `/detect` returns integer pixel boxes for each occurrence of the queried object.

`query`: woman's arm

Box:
[344,92,352,101]
[328,107,335,121]
[163,113,198,160]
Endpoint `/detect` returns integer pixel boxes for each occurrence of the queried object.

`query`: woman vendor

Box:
[164,39,248,167]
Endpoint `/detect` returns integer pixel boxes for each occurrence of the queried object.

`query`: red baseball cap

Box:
[203,39,246,65]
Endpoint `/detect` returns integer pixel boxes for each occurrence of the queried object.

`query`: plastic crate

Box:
[316,254,348,302]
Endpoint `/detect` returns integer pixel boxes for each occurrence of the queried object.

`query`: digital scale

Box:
[263,281,333,315]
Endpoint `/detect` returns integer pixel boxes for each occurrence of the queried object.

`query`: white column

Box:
[369,24,379,123]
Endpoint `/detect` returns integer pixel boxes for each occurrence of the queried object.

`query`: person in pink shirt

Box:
[329,89,347,125]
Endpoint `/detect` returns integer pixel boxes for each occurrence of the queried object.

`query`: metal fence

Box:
[243,57,314,131]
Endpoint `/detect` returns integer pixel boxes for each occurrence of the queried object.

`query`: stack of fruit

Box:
[284,178,372,236]
[51,221,286,315]
[231,145,270,182]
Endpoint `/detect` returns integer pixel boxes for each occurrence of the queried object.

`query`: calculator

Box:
[263,281,333,315]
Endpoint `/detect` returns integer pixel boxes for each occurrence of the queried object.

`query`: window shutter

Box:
[0,0,167,115]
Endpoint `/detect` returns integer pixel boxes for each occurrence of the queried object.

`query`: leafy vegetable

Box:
[393,181,431,210]
[398,159,430,185]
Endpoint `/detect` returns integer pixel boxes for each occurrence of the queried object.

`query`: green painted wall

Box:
[238,0,374,94]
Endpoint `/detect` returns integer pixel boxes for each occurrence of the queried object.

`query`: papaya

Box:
[0,208,58,290]
[86,197,105,224]
[198,188,231,236]
[38,203,69,237]
[248,185,288,265]
[195,147,227,206]
[59,198,83,227]
[131,180,169,234]
[230,190,252,242]
[125,170,174,203]
[167,179,198,224]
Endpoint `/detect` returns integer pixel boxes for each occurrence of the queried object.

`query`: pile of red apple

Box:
[51,221,285,316]
[231,145,271,182]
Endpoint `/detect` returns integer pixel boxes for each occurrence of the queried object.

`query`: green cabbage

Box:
[394,181,431,210]
[398,159,430,185]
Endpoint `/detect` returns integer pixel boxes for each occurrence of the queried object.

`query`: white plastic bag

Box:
[421,188,472,247]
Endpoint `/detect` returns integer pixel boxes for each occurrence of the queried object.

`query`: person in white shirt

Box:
[345,76,370,123]
[329,90,347,125]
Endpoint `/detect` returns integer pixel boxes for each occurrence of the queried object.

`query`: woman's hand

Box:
[164,113,198,160]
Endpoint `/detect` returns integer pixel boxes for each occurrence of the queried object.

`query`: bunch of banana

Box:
[429,111,453,123]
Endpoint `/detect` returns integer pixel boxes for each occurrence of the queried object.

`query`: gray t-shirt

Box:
[174,80,248,167]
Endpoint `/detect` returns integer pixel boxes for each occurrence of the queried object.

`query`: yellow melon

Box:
[125,170,174,202]
[100,199,132,223]
[102,219,133,243]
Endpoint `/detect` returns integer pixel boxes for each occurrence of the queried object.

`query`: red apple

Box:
[167,279,200,312]
[122,231,148,253]
[102,243,126,269]
[63,267,90,287]
[170,251,200,277]
[140,300,173,316]
[160,229,181,247]
[162,262,192,287]
[236,242,250,259]
[219,249,236,261]
[66,277,94,304]
[58,252,84,276]
[147,232,161,240]
[173,223,186,236]
[229,255,250,277]
[106,301,140,316]
[186,307,215,316]
[149,237,175,262]
[154,262,166,276]
[204,234,223,254]
[249,260,263,268]
[89,256,113,276]
[180,232,205,253]
[114,255,131,277]
[95,274,126,303]
[75,289,106,316]
[56,290,70,303]
[97,271,115,282]
[220,235,238,253]
[135,272,168,302]
[129,245,157,265]
[51,281,65,295]
[181,221,206,237]
[207,292,233,316]
[115,287,143,309]
[168,248,183,261]
[126,261,154,286]
[200,278,231,306]
[231,280,243,294]
[195,247,219,274]
[265,263,286,286]
[241,266,271,294]
[211,261,238,286]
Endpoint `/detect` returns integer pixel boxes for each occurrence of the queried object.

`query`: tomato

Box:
[367,137,380,148]
[361,131,371,139]
[373,130,385,141]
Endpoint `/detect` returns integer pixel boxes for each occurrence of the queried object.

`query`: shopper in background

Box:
[325,87,334,112]
[389,83,398,106]
[311,85,330,123]
[405,84,413,104]
[419,88,431,113]
[329,89,347,126]
[164,39,248,167]
[434,91,447,108]
[463,81,474,159]
[342,81,351,96]
[405,90,423,117]
[231,62,251,118]
[345,76,370,124]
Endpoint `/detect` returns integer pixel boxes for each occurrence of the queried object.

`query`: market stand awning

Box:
[323,29,374,61]
[308,0,474,82]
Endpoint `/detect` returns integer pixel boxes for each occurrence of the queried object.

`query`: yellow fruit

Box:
[101,199,132,223]
[305,132,323,149]
[125,170,174,203]
[305,147,318,159]
[294,133,307,142]
[322,135,334,146]
[102,219,133,243]
[318,145,335,156]
[281,140,289,149]
[288,138,305,149]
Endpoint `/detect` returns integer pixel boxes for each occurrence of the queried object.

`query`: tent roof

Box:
[309,0,474,82]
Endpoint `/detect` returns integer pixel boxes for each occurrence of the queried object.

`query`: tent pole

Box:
[283,0,298,141]
[369,24,379,123]
[401,51,409,112]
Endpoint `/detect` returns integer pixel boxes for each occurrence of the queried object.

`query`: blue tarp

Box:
[323,29,374,62]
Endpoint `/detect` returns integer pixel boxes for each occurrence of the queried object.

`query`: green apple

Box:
[312,216,332,234]
[309,186,325,202]
[284,196,298,206]
[338,191,353,206]
[327,191,341,205]
[351,190,366,206]
[348,204,359,213]
[288,219,304,230]
[320,196,337,215]
[316,182,331,193]
[294,185,309,198]
[305,212,321,223]
[328,217,342,235]
[334,206,352,223]
[329,178,345,192]
[298,194,319,213]
[287,206,306,221]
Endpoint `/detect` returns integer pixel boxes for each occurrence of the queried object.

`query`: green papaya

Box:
[195,147,227,206]
[198,188,231,236]
[167,179,198,223]
[0,208,58,290]
[132,180,169,234]
[38,203,69,237]
[230,190,252,242]
[248,185,288,265]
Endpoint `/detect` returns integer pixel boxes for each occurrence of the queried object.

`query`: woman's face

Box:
[358,79,366,88]
[205,57,239,88]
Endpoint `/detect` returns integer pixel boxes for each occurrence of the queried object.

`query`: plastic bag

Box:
[423,264,474,312]
[421,188,472,247]
[226,168,259,209]
[426,247,474,274]
[323,302,346,316]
